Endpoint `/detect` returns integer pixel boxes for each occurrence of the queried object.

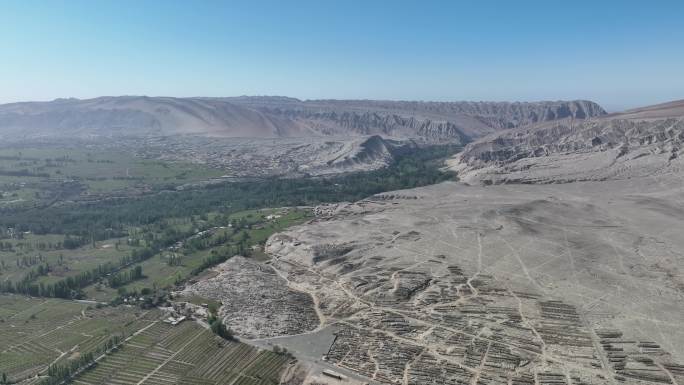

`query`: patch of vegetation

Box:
[0,295,155,383]
[0,146,224,208]
[207,302,235,341]
[41,351,96,385]
[71,320,290,385]
[0,144,460,302]
[0,144,459,236]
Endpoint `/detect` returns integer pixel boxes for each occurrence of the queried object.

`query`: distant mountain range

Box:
[7,95,682,182]
[0,96,605,142]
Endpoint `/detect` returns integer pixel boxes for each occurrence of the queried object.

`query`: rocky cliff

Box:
[450,100,684,184]
[0,96,605,143]
[233,98,606,141]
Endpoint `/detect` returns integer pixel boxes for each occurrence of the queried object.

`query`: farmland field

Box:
[0,146,224,208]
[0,207,311,303]
[0,294,293,385]
[0,295,157,384]
[72,320,292,385]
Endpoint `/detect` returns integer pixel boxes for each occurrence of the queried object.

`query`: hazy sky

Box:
[1,0,683,111]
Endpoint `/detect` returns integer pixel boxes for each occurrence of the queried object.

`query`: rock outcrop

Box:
[450,99,684,184]
[232,97,606,141]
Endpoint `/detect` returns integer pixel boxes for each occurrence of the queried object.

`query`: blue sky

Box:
[1,0,682,111]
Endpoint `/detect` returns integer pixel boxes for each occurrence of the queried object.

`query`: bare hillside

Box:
[0,96,605,142]
[450,100,684,184]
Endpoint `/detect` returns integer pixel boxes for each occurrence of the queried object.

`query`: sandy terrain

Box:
[249,176,684,385]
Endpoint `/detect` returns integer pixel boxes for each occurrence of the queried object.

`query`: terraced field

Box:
[0,295,154,384]
[72,320,292,385]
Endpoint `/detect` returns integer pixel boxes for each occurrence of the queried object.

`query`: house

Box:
[163,315,186,326]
